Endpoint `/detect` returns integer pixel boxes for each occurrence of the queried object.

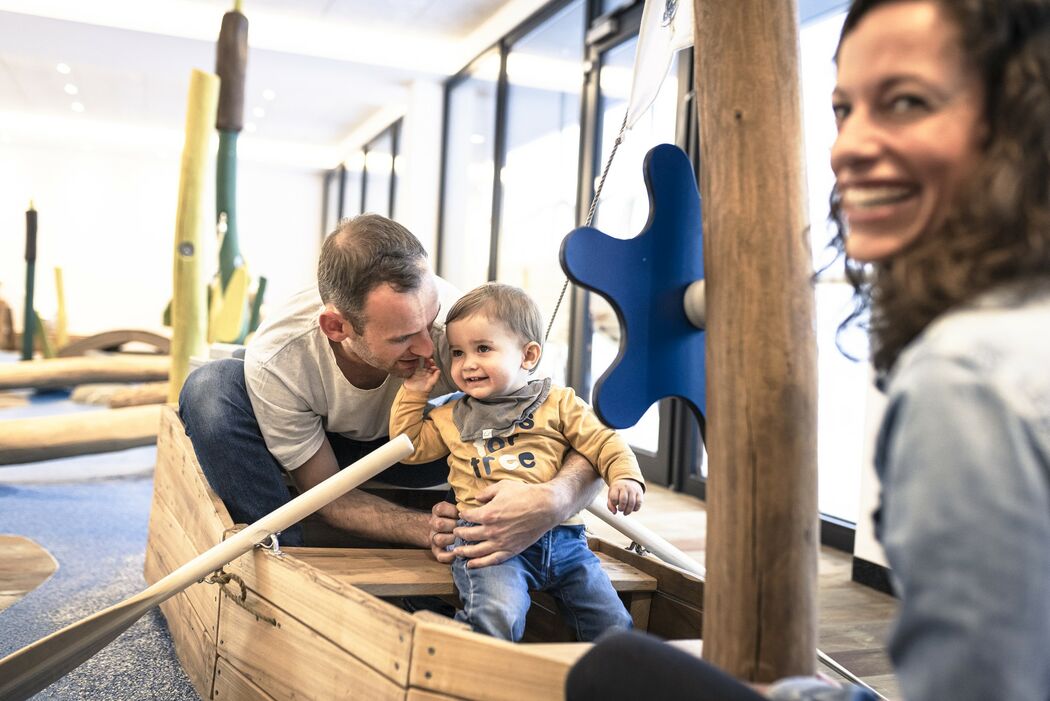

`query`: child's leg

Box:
[451,522,542,641]
[547,525,633,641]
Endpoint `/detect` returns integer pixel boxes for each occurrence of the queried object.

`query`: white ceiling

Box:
[0,0,548,168]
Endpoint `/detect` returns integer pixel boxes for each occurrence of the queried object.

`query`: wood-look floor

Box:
[581,485,900,700]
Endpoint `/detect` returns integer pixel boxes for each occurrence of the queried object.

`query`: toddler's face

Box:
[446,314,537,400]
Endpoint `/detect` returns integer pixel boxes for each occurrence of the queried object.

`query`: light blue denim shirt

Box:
[872,280,1050,700]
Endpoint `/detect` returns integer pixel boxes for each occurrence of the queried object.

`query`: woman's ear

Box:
[521,341,542,371]
[319,308,351,342]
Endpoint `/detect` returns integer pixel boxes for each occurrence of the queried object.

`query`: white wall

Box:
[395,79,445,258]
[854,377,890,567]
[0,132,322,337]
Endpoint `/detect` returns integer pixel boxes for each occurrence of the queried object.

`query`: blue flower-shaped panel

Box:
[560,143,706,429]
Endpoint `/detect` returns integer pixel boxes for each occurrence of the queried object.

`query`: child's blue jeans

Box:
[452,521,633,642]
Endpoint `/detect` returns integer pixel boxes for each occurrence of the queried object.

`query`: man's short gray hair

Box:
[317,214,428,333]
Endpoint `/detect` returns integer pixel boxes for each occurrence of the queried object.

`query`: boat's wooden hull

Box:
[146,406,704,700]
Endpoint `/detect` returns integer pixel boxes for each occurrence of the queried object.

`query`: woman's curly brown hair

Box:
[831,0,1050,374]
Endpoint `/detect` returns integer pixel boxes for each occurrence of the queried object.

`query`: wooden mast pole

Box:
[693,0,818,682]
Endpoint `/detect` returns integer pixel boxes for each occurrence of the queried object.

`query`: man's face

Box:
[342,277,440,378]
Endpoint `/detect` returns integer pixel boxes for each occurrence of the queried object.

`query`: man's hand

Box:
[607,478,644,515]
[404,357,440,394]
[454,481,566,568]
[429,500,458,563]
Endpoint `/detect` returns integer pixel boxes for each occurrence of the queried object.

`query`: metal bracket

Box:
[627,541,651,557]
[258,532,282,557]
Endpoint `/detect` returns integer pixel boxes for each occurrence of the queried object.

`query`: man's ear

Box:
[319,308,351,342]
[521,341,542,371]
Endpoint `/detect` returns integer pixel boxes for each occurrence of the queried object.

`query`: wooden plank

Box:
[407,690,465,701]
[0,534,57,613]
[627,592,652,630]
[0,354,170,390]
[409,623,583,701]
[694,0,818,681]
[154,406,234,550]
[0,405,162,465]
[145,544,217,701]
[289,547,655,598]
[145,488,222,640]
[213,655,277,701]
[227,546,415,686]
[217,584,406,700]
[590,538,702,604]
[647,592,704,640]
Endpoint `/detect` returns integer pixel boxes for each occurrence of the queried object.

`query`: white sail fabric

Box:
[625,0,695,129]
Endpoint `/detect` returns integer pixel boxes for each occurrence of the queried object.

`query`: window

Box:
[495,0,586,385]
[438,51,500,293]
[801,9,867,524]
[363,122,399,217]
[586,36,681,453]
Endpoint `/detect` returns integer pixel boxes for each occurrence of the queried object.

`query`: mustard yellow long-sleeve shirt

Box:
[390,385,644,519]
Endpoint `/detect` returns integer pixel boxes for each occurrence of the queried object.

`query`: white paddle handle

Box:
[585,494,705,579]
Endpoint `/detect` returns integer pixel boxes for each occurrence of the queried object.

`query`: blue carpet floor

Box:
[0,365,198,699]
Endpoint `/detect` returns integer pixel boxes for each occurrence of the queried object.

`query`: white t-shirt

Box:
[244,279,461,470]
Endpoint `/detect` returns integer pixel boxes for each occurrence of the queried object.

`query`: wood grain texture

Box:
[226,546,416,687]
[0,535,57,613]
[0,405,162,465]
[693,0,819,681]
[0,355,170,390]
[286,547,656,598]
[212,655,277,701]
[408,623,584,701]
[217,586,406,700]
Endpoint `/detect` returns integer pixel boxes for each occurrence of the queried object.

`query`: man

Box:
[180,214,600,565]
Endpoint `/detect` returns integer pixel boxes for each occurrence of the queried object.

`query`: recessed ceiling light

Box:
[64,83,78,96]
[252,107,265,119]
[262,89,276,101]
[245,122,257,133]
[56,63,71,74]
[71,102,85,113]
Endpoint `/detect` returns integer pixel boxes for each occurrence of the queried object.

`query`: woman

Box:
[567,1,1050,699]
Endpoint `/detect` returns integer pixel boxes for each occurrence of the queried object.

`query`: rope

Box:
[204,569,279,628]
[544,110,630,343]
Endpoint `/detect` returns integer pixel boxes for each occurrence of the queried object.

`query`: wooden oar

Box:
[585,495,884,698]
[0,434,414,701]
[585,495,705,578]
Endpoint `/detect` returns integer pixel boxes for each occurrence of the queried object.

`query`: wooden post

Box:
[168,70,219,404]
[693,0,818,682]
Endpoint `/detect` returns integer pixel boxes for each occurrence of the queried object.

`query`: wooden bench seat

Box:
[287,544,659,634]
[287,546,658,597]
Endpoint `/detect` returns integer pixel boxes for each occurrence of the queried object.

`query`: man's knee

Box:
[179,360,244,436]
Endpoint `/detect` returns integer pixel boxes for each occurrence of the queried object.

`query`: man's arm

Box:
[291,437,431,547]
[452,451,602,568]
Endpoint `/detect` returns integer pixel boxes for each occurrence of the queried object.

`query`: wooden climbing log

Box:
[0,405,163,465]
[0,356,170,391]
[693,0,818,683]
[169,69,219,403]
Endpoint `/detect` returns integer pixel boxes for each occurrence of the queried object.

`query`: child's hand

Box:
[607,479,644,516]
[404,358,440,393]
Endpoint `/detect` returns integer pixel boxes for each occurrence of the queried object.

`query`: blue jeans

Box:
[452,522,633,642]
[178,358,447,546]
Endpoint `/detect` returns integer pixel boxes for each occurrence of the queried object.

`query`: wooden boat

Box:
[145,406,705,701]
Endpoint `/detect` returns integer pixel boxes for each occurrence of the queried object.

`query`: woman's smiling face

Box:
[831,1,986,262]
